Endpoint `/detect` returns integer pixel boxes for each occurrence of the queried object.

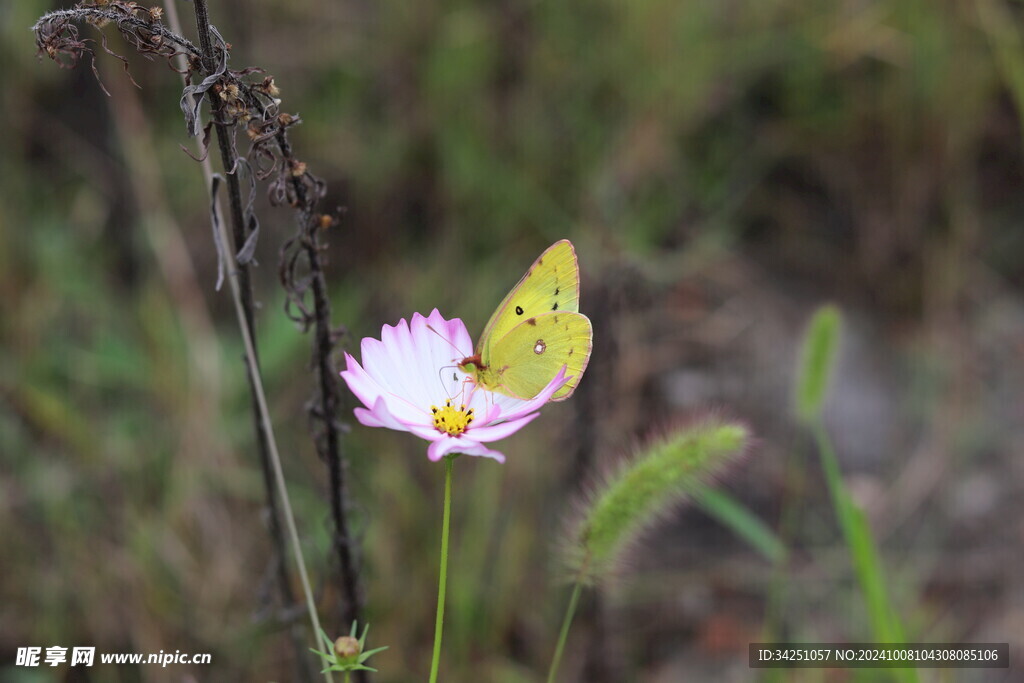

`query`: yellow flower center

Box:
[431,399,474,436]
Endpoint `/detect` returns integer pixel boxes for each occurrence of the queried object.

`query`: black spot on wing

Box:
[526,317,537,326]
[552,301,558,310]
[515,305,524,315]
[555,287,560,295]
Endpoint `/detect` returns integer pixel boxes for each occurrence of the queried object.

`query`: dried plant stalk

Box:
[33,2,366,679]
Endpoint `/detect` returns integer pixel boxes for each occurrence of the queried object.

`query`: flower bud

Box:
[333,636,361,665]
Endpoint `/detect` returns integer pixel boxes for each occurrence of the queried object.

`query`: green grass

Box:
[693,487,787,565]
[796,306,915,682]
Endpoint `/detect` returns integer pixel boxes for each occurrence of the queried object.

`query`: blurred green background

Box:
[3,0,1024,680]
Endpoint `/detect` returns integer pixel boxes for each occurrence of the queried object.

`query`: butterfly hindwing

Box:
[487,310,593,401]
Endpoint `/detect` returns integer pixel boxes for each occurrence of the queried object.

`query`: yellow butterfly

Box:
[459,240,593,401]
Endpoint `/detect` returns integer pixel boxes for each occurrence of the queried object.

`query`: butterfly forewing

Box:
[479,240,580,366]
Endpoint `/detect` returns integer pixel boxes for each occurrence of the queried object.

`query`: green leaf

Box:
[359,646,389,662]
[319,627,335,651]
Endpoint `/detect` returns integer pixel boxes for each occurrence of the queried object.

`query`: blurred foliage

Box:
[3,0,1024,680]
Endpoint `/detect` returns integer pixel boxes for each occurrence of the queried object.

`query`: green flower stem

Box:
[546,579,583,683]
[428,456,455,683]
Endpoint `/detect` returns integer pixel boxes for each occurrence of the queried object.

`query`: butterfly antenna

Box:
[437,364,460,398]
[439,363,482,404]
[426,324,471,363]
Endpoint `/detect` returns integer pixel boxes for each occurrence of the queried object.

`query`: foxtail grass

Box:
[548,418,750,681]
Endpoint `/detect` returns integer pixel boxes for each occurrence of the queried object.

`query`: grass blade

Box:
[693,487,787,564]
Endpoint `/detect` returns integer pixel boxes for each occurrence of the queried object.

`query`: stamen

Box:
[430,401,475,436]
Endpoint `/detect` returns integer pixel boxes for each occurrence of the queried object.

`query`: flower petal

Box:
[340,352,382,408]
[364,311,476,410]
[353,394,445,442]
[359,334,406,401]
[353,397,409,431]
[414,309,475,399]
[427,436,506,463]
[458,442,506,463]
[341,352,429,425]
[468,411,540,442]
[492,366,571,422]
[402,422,444,442]
[380,318,432,407]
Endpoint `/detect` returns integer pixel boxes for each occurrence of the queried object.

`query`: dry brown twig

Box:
[33,2,366,680]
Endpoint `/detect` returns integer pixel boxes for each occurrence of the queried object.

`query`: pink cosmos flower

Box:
[341,309,569,463]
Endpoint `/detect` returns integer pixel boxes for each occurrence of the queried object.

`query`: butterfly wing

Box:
[485,310,593,401]
[478,240,580,365]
